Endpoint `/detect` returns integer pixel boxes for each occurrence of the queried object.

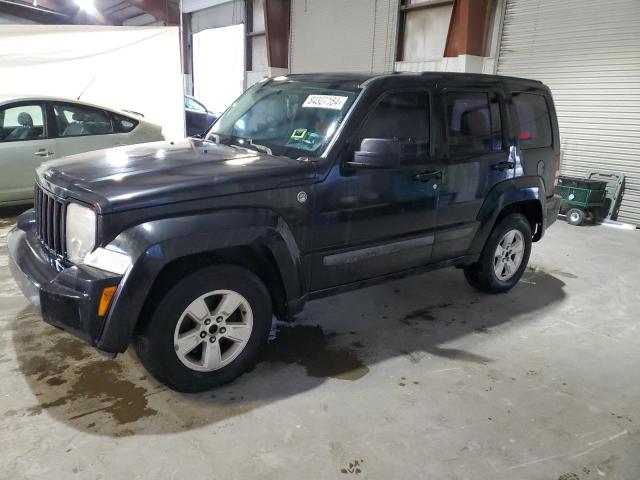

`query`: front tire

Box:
[463,213,532,294]
[134,265,272,393]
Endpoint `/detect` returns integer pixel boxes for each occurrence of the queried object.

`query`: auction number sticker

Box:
[302,94,348,110]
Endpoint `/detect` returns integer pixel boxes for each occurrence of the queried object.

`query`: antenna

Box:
[77,77,96,100]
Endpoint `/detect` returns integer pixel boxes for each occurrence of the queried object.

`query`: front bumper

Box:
[8,212,121,350]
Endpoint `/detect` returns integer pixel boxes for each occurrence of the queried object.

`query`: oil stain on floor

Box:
[262,324,369,381]
[399,301,453,326]
[27,361,158,425]
[8,307,370,435]
[9,308,161,433]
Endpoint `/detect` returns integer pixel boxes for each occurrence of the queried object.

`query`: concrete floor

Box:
[1,213,639,480]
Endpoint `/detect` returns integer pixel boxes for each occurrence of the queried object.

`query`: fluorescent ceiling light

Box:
[75,0,98,14]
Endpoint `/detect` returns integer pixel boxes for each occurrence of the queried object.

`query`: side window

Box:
[512,92,552,149]
[53,104,114,137]
[185,97,207,112]
[113,114,138,133]
[358,91,430,161]
[446,91,502,155]
[0,104,46,142]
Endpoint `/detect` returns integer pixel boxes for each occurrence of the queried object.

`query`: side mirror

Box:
[347,138,400,169]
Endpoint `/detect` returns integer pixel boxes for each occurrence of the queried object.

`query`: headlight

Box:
[66,203,96,264]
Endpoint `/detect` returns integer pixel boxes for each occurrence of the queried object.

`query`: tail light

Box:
[551,154,561,195]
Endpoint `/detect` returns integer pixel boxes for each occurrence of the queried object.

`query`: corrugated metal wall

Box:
[497,0,640,225]
[289,0,397,74]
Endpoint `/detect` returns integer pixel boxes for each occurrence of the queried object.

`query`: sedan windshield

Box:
[208,79,360,159]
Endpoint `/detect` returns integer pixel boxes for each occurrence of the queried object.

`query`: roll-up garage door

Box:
[497,0,640,225]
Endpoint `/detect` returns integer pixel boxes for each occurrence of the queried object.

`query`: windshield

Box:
[207,79,360,159]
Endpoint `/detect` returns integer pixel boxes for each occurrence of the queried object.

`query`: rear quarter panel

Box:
[504,81,560,197]
[129,121,165,143]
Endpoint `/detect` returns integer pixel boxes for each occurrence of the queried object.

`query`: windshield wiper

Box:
[207,134,245,152]
[247,139,272,156]
[211,135,281,157]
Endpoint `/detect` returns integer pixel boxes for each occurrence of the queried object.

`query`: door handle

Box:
[34,149,54,157]
[414,170,442,182]
[491,161,515,171]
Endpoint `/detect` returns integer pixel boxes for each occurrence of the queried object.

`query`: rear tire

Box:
[463,213,532,294]
[566,208,585,226]
[134,264,272,393]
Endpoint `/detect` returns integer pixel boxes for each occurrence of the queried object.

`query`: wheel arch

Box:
[135,244,290,337]
[496,199,543,241]
[469,176,546,255]
[95,208,306,353]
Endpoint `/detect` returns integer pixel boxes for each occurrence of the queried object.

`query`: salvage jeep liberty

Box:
[8,73,561,392]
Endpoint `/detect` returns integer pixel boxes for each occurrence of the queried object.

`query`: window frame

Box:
[396,0,455,62]
[0,101,49,143]
[350,87,436,165]
[185,96,208,113]
[510,91,554,150]
[442,87,507,161]
[51,102,117,139]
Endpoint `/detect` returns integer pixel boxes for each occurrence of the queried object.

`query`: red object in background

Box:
[518,131,532,140]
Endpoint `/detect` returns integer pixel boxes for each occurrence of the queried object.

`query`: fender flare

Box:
[96,208,305,352]
[468,176,546,255]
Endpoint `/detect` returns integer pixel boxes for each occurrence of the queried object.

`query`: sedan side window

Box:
[113,114,138,133]
[0,104,46,142]
[53,104,114,137]
[185,97,207,112]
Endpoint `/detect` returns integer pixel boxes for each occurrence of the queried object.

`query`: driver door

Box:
[308,88,442,290]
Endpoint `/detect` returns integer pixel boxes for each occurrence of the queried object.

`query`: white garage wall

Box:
[0,25,185,139]
[193,24,245,115]
[290,0,398,73]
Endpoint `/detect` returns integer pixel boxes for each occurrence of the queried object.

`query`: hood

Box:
[38,139,316,213]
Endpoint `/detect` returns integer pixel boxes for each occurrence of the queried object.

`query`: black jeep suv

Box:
[8,72,561,392]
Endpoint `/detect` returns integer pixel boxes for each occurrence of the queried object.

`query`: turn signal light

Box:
[98,286,117,316]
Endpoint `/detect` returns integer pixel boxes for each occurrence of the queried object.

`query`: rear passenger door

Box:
[431,88,511,261]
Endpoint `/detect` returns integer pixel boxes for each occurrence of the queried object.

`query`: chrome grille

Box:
[35,185,67,257]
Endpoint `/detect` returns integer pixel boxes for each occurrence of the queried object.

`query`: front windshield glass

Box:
[208,79,360,159]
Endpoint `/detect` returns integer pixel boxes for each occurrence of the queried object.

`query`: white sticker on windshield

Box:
[302,94,348,110]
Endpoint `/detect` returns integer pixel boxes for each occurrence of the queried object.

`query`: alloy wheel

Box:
[173,289,253,372]
[493,229,525,281]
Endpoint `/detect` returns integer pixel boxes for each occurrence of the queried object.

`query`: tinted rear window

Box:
[512,92,552,149]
